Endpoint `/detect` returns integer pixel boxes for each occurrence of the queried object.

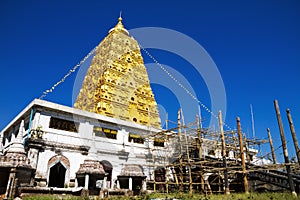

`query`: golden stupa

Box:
[74,17,161,128]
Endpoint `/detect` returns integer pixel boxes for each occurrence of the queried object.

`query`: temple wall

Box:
[17,104,166,188]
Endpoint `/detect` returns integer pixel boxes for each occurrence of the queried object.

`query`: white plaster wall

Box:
[36,149,56,178]
[36,115,51,132]
[62,151,86,179]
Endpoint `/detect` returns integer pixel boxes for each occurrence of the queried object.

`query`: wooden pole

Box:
[196,115,205,193]
[178,109,181,137]
[267,128,277,164]
[165,132,169,194]
[286,109,300,166]
[244,134,250,163]
[177,109,183,191]
[152,148,156,192]
[196,115,202,159]
[166,112,168,130]
[178,155,184,191]
[218,111,230,194]
[274,100,296,196]
[178,109,182,153]
[181,110,193,194]
[234,137,238,164]
[166,168,169,194]
[237,117,249,194]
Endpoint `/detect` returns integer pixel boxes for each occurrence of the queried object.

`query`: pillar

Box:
[75,178,78,188]
[103,177,107,189]
[84,174,89,189]
[5,168,16,199]
[142,180,147,191]
[116,180,120,189]
[28,148,40,169]
[129,177,133,190]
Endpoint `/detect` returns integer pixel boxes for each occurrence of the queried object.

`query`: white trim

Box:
[1,99,161,135]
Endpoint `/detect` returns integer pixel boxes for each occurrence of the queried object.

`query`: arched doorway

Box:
[208,174,224,193]
[48,162,66,187]
[47,155,70,188]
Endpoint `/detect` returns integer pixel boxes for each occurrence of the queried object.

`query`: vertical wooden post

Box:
[166,168,169,194]
[234,137,238,164]
[196,115,205,193]
[178,155,184,191]
[177,109,183,191]
[178,109,182,153]
[178,109,181,136]
[286,109,300,166]
[172,167,179,186]
[182,110,193,194]
[196,115,202,159]
[152,148,156,192]
[244,135,251,163]
[237,117,249,193]
[166,112,168,130]
[218,111,230,194]
[274,100,297,196]
[165,132,169,194]
[267,128,277,164]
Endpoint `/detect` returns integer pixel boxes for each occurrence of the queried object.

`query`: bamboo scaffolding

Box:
[144,109,300,195]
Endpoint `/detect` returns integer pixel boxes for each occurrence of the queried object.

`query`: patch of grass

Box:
[22,192,300,200]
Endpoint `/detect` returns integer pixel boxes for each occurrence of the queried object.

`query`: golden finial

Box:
[108,12,128,35]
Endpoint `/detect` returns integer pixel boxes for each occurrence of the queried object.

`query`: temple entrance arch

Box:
[47,155,70,188]
[48,162,66,187]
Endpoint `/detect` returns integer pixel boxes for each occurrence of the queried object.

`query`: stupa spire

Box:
[74,17,161,129]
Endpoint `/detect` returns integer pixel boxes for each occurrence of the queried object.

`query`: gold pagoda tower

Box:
[74,17,161,128]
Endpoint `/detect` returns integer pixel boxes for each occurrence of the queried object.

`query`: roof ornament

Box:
[108,12,129,35]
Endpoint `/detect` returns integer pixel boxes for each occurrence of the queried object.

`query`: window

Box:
[25,121,30,131]
[249,154,254,161]
[94,127,117,140]
[128,133,144,144]
[154,139,164,147]
[208,149,215,156]
[49,117,78,132]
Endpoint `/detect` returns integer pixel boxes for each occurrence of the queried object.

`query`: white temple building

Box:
[0,17,263,199]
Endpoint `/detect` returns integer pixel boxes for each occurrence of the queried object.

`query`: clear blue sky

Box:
[1,0,300,162]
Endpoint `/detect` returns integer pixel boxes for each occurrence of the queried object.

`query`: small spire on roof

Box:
[108,12,129,35]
